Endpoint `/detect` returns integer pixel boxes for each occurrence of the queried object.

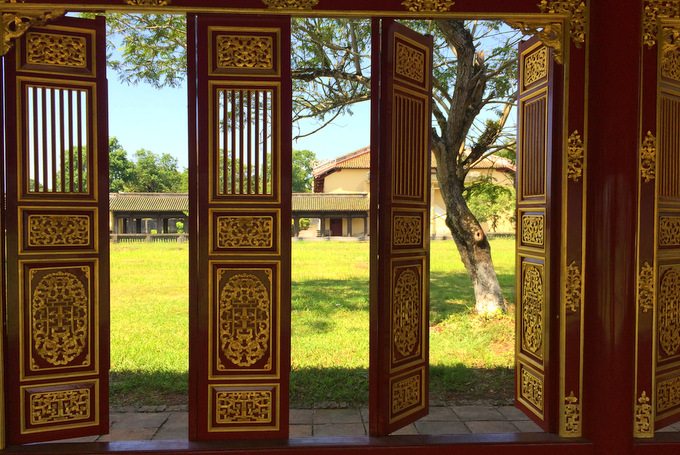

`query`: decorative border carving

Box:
[635,391,654,437]
[565,261,582,312]
[643,1,680,48]
[563,391,581,435]
[639,262,655,313]
[640,131,656,183]
[567,130,584,182]
[1,10,64,56]
[261,0,318,9]
[401,0,454,12]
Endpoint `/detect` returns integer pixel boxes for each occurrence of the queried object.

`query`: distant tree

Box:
[465,176,515,233]
[109,137,134,192]
[128,148,182,192]
[179,167,189,193]
[292,149,316,193]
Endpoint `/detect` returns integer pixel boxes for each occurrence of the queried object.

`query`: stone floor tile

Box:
[418,407,459,421]
[153,426,187,440]
[512,420,544,432]
[359,407,369,423]
[466,420,519,434]
[162,412,188,429]
[390,424,419,435]
[497,405,531,421]
[290,409,314,425]
[313,423,366,436]
[452,406,504,421]
[98,428,156,441]
[290,425,313,437]
[314,408,363,424]
[110,412,170,429]
[414,421,470,435]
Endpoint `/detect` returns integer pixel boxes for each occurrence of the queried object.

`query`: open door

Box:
[3,16,110,444]
[369,19,433,436]
[188,14,292,440]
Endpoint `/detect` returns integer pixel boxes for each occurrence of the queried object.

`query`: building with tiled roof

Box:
[109,192,189,234]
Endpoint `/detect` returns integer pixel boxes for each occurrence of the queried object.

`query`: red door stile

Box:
[369,19,433,437]
[188,14,292,440]
[3,16,109,444]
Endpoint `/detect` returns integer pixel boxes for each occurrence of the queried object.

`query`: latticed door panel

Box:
[3,16,109,444]
[635,25,680,436]
[188,14,291,440]
[369,19,432,436]
[515,38,562,433]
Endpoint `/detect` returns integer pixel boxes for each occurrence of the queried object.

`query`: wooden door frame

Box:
[1,1,677,454]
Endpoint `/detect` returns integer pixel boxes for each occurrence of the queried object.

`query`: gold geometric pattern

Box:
[658,267,680,357]
[393,215,422,246]
[26,32,87,68]
[565,261,582,312]
[401,0,455,12]
[28,214,90,247]
[643,0,680,47]
[29,387,90,425]
[521,214,544,246]
[563,391,581,436]
[395,41,425,83]
[216,35,274,70]
[657,376,680,413]
[521,367,544,411]
[638,262,655,313]
[567,130,584,182]
[524,46,548,87]
[31,270,89,367]
[218,271,271,367]
[635,391,653,437]
[215,390,272,424]
[640,131,656,183]
[660,216,680,246]
[393,267,421,358]
[261,0,319,8]
[391,374,421,415]
[522,264,544,356]
[216,216,273,248]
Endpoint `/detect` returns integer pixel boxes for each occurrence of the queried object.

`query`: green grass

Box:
[109,238,516,406]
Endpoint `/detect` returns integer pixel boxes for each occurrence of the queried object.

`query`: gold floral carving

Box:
[521,214,544,246]
[660,216,680,246]
[26,33,86,68]
[522,264,544,356]
[643,1,680,47]
[507,21,565,65]
[30,388,90,425]
[395,41,425,83]
[565,261,582,312]
[125,0,170,5]
[524,46,548,87]
[538,0,587,46]
[657,377,680,413]
[658,267,680,357]
[661,28,680,80]
[394,215,422,246]
[217,216,273,248]
[640,131,656,183]
[217,35,274,70]
[401,0,454,12]
[261,0,319,9]
[567,131,584,182]
[32,270,89,367]
[563,391,581,436]
[639,262,655,313]
[28,214,90,247]
[215,390,272,423]
[392,374,421,414]
[521,368,544,411]
[393,268,421,358]
[218,272,270,368]
[635,391,653,437]
[1,10,64,56]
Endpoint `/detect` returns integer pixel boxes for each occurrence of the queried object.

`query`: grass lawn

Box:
[109,238,515,407]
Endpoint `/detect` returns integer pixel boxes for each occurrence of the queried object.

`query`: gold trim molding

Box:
[567,130,584,182]
[1,9,64,56]
[401,0,454,12]
[640,131,656,183]
[644,0,680,48]
[261,0,319,9]
[634,391,654,437]
[638,262,655,313]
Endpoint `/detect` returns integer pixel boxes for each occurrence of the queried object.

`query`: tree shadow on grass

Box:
[110,370,188,407]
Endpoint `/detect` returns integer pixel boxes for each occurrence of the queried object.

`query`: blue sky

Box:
[106,76,371,170]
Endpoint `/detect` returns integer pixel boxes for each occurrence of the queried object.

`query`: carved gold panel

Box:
[21,381,98,433]
[25,32,86,68]
[565,261,582,312]
[393,214,422,247]
[639,262,655,313]
[395,41,425,84]
[521,213,544,247]
[27,214,90,247]
[401,0,454,12]
[215,390,272,424]
[392,267,421,359]
[660,215,680,246]
[662,49,680,81]
[217,35,273,70]
[658,265,680,359]
[391,372,421,415]
[563,392,581,435]
[641,131,656,183]
[657,376,680,415]
[126,0,170,5]
[521,262,544,358]
[567,131,584,182]
[261,0,318,8]
[635,391,653,437]
[216,215,273,249]
[523,46,548,88]
[519,363,544,413]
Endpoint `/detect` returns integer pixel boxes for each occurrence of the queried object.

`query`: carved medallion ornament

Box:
[522,264,544,356]
[643,1,680,48]
[640,131,657,183]
[217,216,273,248]
[567,131,584,182]
[565,261,582,312]
[393,268,421,358]
[401,0,454,12]
[658,267,680,357]
[660,216,680,246]
[1,10,64,56]
[521,368,544,411]
[217,35,274,70]
[28,214,90,247]
[638,262,655,313]
[215,390,272,424]
[635,391,653,437]
[395,42,425,83]
[657,376,680,413]
[218,272,271,367]
[261,0,319,9]
[564,392,581,435]
[521,214,544,246]
[30,388,90,425]
[524,46,548,87]
[31,270,89,367]
[392,374,421,414]
[393,215,422,246]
